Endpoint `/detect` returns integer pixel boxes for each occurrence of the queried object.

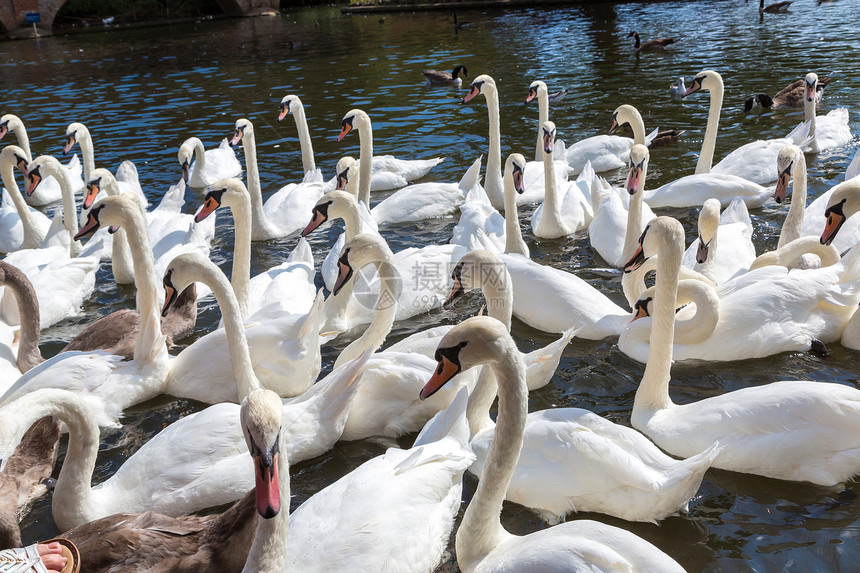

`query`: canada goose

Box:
[760,0,792,13]
[628,30,677,51]
[422,65,468,87]
[743,76,831,112]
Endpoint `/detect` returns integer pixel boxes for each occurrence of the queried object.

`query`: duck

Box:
[0,114,83,207]
[680,197,756,284]
[177,136,242,190]
[422,64,468,87]
[0,256,368,528]
[628,30,677,51]
[283,388,474,571]
[336,108,443,194]
[231,118,326,241]
[162,245,322,403]
[669,77,686,99]
[0,156,99,330]
[194,177,317,319]
[683,69,804,186]
[760,0,792,13]
[743,75,830,113]
[530,121,592,238]
[64,122,148,210]
[419,316,687,572]
[450,153,530,256]
[623,216,860,485]
[793,72,852,154]
[0,146,52,253]
[0,193,168,420]
[588,143,656,268]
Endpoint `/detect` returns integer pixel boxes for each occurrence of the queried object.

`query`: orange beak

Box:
[254,454,281,519]
[229,128,243,146]
[821,211,845,246]
[623,243,647,273]
[337,123,352,142]
[277,105,289,122]
[462,84,480,104]
[26,172,41,196]
[525,87,537,103]
[420,356,460,400]
[301,207,327,237]
[195,195,220,223]
[774,169,791,204]
[63,134,76,155]
[626,165,642,195]
[75,210,101,241]
[83,182,101,209]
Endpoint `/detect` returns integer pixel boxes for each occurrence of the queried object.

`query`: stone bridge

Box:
[1,0,279,38]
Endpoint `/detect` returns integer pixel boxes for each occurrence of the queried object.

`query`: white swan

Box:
[0,114,83,206]
[64,122,148,210]
[0,193,168,420]
[520,80,575,189]
[450,153,530,257]
[623,216,860,485]
[177,136,242,189]
[530,121,593,238]
[794,72,852,154]
[644,71,774,208]
[803,173,860,255]
[820,179,860,248]
[462,76,568,208]
[231,118,325,241]
[0,156,99,330]
[588,143,655,267]
[336,108,443,194]
[419,316,686,572]
[0,146,52,252]
[194,177,316,319]
[276,94,329,183]
[749,236,840,271]
[283,388,474,571]
[0,309,370,530]
[684,70,804,185]
[162,246,323,403]
[681,197,756,284]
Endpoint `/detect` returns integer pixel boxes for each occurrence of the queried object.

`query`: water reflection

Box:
[2,1,859,570]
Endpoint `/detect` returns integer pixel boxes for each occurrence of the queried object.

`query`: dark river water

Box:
[3,1,860,570]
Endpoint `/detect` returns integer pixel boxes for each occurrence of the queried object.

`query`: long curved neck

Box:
[357,120,373,208]
[503,170,527,256]
[242,430,289,573]
[0,157,40,249]
[241,129,264,223]
[696,83,724,174]
[192,140,207,175]
[634,238,682,418]
[482,270,513,330]
[3,267,43,372]
[672,280,719,345]
[628,109,647,146]
[44,162,82,257]
[535,89,549,162]
[10,391,102,531]
[78,130,95,182]
[334,257,399,368]
[339,202,363,239]
[457,343,525,569]
[542,147,561,225]
[466,366,498,436]
[292,103,316,174]
[779,158,807,248]
[195,261,260,400]
[227,196,253,319]
[485,86,503,201]
[623,171,647,263]
[804,88,815,124]
[12,123,32,163]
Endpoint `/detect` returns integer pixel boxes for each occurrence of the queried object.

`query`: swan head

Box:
[64,122,88,155]
[822,179,860,245]
[609,104,641,135]
[525,80,547,104]
[332,233,399,298]
[334,156,359,196]
[631,294,652,322]
[445,249,507,307]
[302,190,357,236]
[161,252,213,316]
[623,216,684,273]
[177,137,203,183]
[683,70,721,98]
[24,155,63,197]
[805,73,819,103]
[338,109,368,142]
[0,145,30,176]
[84,168,119,209]
[277,94,302,122]
[231,118,253,147]
[195,178,247,223]
[75,193,138,241]
[541,121,557,155]
[504,153,527,194]
[462,74,495,104]
[626,144,649,195]
[420,315,509,400]
[696,198,721,264]
[241,387,285,519]
[774,145,803,203]
[0,114,23,141]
